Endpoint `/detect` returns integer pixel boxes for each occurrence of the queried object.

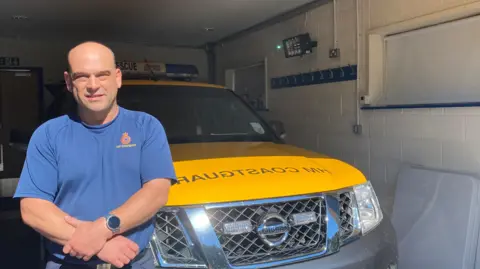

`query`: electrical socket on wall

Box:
[329,48,340,58]
[353,124,362,135]
[360,95,370,105]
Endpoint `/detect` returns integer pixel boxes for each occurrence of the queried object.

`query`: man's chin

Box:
[85,105,108,112]
[81,101,110,110]
[77,98,116,113]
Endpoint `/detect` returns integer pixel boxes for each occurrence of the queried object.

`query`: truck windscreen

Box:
[117,84,278,144]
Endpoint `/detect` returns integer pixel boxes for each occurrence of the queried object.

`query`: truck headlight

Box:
[353,181,383,234]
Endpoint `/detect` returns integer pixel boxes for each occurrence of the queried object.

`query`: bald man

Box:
[14,41,177,269]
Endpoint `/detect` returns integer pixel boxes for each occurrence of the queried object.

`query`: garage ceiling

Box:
[0,0,318,48]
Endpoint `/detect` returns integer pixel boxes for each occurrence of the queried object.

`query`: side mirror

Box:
[269,120,287,139]
[9,128,33,153]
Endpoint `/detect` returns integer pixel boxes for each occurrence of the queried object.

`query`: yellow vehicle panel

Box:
[166,141,367,206]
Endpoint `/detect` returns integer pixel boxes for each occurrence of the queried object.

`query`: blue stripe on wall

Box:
[361,102,480,110]
[270,64,357,89]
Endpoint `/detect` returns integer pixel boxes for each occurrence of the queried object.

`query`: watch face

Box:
[108,216,121,229]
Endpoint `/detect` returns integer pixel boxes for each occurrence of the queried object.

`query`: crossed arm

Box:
[109,178,171,235]
[62,177,172,258]
[20,197,75,246]
[20,178,171,265]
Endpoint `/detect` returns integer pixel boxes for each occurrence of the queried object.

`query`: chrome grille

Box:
[205,197,327,266]
[338,191,355,241]
[151,211,199,265]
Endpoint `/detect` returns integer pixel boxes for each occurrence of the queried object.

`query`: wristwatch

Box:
[104,214,121,234]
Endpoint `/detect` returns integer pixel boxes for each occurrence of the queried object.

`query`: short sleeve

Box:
[13,124,59,202]
[140,115,177,185]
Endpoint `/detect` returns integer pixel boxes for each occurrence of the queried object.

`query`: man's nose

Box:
[86,75,100,91]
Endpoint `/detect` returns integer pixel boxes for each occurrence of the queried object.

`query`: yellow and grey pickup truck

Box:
[112,79,398,269]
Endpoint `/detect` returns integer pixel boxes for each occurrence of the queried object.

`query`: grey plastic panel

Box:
[0,177,19,197]
[392,165,480,269]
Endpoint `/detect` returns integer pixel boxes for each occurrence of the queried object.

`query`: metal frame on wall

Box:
[0,67,45,123]
[0,67,44,177]
[225,57,269,111]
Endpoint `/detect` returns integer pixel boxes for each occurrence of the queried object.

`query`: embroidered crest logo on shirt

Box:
[121,132,131,144]
[117,132,136,148]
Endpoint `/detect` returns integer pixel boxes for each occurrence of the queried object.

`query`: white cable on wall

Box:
[333,0,338,49]
[355,0,361,126]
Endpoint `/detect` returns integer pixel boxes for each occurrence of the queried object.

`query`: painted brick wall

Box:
[216,0,480,216]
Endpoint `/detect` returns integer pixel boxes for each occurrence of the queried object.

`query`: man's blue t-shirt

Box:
[13,106,177,265]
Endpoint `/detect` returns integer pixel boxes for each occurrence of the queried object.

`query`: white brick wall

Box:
[216,0,480,216]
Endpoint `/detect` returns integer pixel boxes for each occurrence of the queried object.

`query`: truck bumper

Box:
[277,217,398,269]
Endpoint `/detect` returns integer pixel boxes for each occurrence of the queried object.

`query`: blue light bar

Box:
[165,64,199,78]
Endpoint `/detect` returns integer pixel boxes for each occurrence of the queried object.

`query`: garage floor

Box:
[0,197,43,269]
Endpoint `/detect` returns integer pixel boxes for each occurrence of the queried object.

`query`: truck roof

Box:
[122,79,227,89]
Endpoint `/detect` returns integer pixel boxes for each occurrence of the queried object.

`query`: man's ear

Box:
[115,68,122,88]
[63,71,73,93]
